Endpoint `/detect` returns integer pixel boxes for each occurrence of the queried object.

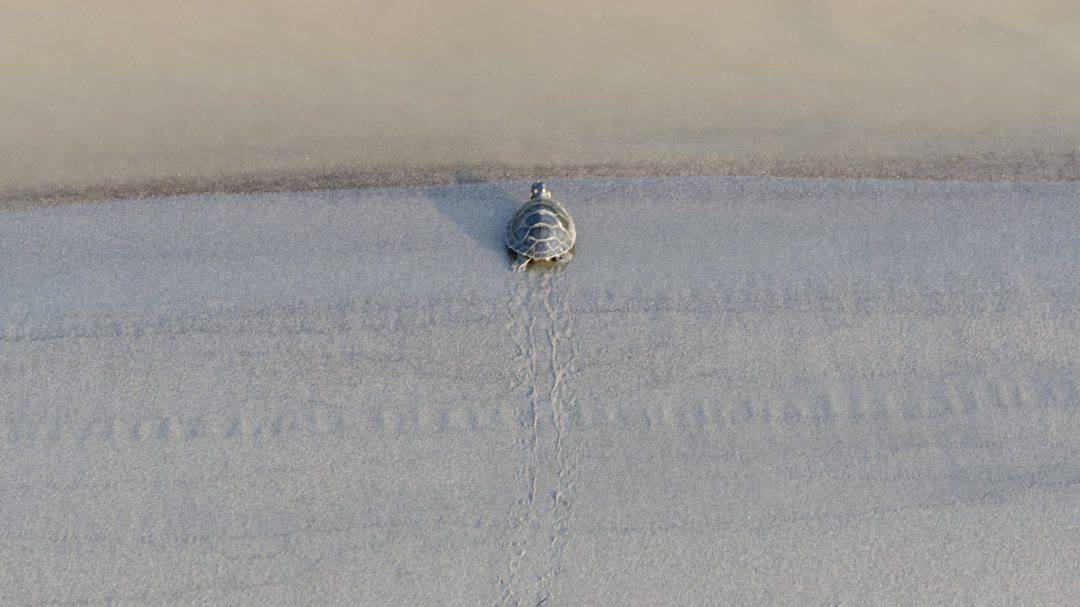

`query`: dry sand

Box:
[3,0,1080,206]
[4,1,1080,603]
[2,176,1079,604]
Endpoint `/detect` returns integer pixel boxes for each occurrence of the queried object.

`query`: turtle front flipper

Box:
[511,253,531,272]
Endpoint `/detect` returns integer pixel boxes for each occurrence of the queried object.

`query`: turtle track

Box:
[497,270,579,607]
[2,286,1076,449]
[571,373,1080,437]
[1,371,1075,449]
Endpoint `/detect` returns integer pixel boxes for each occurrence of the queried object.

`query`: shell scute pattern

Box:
[505,184,576,262]
[530,225,554,240]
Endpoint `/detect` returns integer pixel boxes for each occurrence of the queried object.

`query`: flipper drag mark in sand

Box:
[498,271,580,606]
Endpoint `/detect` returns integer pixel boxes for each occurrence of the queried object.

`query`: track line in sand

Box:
[591,373,1080,437]
[1,364,1076,450]
[497,270,580,607]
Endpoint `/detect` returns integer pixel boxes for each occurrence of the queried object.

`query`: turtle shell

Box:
[505,199,576,260]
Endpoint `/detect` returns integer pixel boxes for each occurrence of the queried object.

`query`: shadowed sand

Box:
[2,177,1079,603]
[3,1,1080,207]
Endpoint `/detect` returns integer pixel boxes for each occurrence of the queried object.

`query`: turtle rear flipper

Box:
[511,253,530,272]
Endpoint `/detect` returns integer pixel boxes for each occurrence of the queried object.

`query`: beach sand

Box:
[2,177,1078,603]
[3,0,1080,207]
[4,1,1080,602]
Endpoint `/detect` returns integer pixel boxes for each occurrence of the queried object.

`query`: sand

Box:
[2,176,1079,604]
[4,0,1080,206]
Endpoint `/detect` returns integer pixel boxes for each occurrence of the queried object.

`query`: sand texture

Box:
[4,1,1080,206]
[2,176,1079,604]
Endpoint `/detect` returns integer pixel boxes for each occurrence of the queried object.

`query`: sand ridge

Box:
[3,1,1080,207]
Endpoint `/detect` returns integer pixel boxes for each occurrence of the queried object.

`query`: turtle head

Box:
[530,181,552,200]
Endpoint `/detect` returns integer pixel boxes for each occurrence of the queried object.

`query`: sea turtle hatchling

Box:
[504,181,576,272]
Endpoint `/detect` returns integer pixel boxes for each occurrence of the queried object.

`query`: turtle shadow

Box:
[425,171,523,256]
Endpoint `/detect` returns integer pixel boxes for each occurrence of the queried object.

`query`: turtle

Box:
[505,181,576,272]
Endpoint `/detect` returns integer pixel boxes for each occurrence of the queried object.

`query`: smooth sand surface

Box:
[2,176,1079,604]
[3,1,1080,206]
